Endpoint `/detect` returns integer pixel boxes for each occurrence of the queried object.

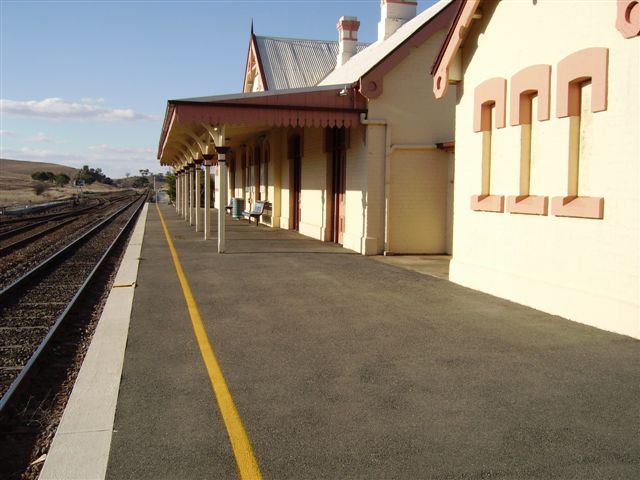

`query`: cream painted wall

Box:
[289,125,381,255]
[298,128,328,241]
[369,29,456,145]
[269,129,283,224]
[368,27,456,254]
[387,149,449,253]
[343,124,380,255]
[450,0,639,338]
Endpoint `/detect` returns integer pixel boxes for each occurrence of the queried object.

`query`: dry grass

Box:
[0,158,78,179]
[0,158,119,207]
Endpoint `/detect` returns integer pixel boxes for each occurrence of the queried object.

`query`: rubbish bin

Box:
[232,197,245,219]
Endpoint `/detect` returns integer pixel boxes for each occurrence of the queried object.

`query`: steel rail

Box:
[0,202,102,239]
[0,194,146,414]
[0,219,50,241]
[0,217,78,257]
[0,191,131,229]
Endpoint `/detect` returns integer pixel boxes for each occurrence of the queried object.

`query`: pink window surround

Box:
[552,196,605,220]
[507,195,549,216]
[616,0,640,38]
[507,64,551,216]
[474,77,507,132]
[556,47,608,118]
[553,48,608,219]
[471,77,506,213]
[510,65,551,126]
[471,194,504,213]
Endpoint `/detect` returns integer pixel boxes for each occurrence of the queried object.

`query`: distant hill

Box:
[0,158,78,181]
[0,158,117,208]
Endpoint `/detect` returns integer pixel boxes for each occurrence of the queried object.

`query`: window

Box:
[471,77,507,212]
[552,47,608,219]
[507,64,551,215]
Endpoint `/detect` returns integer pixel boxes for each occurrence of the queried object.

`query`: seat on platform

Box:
[242,201,268,225]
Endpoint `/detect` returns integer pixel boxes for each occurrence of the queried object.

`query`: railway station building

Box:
[158,0,639,339]
[159,0,459,255]
[431,0,639,338]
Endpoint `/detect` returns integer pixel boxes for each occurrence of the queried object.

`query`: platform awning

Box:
[158,85,367,166]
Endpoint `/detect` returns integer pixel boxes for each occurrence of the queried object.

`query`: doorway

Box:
[328,127,347,245]
[290,135,302,231]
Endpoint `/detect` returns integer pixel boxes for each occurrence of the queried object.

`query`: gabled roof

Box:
[254,35,369,90]
[319,0,457,98]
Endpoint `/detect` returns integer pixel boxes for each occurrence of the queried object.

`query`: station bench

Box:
[242,200,270,225]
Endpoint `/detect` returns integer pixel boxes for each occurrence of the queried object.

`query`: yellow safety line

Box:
[156,204,262,480]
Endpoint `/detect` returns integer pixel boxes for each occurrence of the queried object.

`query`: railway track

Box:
[0,192,146,414]
[0,192,140,289]
[0,197,102,233]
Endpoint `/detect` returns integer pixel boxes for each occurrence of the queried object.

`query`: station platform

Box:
[41,202,639,479]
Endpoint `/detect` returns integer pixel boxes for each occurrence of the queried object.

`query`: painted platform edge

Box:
[38,203,150,480]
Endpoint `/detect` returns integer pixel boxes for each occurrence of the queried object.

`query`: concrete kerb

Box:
[39,203,149,480]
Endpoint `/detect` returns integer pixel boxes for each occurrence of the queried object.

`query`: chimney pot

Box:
[378,0,418,41]
[336,15,360,67]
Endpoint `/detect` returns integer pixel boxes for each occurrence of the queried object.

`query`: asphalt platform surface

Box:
[106,204,639,480]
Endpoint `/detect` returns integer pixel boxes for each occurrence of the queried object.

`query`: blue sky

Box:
[1,0,436,178]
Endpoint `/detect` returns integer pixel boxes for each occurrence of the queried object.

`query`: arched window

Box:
[507,64,551,215]
[471,77,507,212]
[552,47,608,219]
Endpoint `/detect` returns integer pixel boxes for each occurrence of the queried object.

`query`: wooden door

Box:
[331,150,346,244]
[292,156,301,231]
[329,128,347,245]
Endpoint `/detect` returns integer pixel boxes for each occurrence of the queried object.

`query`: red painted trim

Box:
[243,31,269,92]
[158,103,176,160]
[432,0,479,99]
[436,141,455,151]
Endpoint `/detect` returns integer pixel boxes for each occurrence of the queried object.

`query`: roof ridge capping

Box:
[255,34,368,46]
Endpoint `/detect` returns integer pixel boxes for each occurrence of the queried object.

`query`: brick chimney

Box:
[378,0,417,41]
[337,16,360,67]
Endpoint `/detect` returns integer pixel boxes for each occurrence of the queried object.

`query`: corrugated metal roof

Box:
[255,36,368,90]
[320,0,454,86]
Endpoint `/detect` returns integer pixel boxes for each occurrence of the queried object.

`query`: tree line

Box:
[31,165,114,187]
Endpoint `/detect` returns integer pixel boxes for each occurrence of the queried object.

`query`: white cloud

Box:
[27,132,55,143]
[1,143,162,179]
[0,97,159,122]
[0,129,18,137]
[88,144,155,155]
[0,146,83,162]
[80,97,106,104]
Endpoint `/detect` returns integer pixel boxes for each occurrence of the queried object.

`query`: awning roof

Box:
[158,85,367,164]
